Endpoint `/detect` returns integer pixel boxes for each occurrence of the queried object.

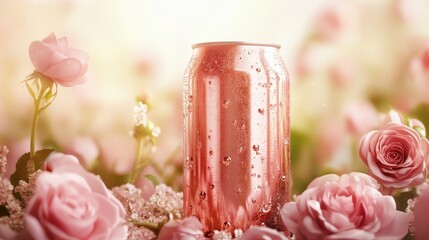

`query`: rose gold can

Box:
[183,42,290,236]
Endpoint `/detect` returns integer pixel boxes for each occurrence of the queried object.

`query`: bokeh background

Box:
[1,0,429,194]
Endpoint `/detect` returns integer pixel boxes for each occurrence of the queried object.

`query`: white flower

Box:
[133,101,148,127]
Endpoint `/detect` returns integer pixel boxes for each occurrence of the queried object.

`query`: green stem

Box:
[29,94,42,173]
[129,137,145,183]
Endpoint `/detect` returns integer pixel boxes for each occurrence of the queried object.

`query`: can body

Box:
[183,42,290,235]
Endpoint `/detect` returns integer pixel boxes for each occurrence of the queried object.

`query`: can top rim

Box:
[192,41,281,49]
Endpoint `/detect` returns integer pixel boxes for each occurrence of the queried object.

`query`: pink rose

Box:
[29,33,88,86]
[315,118,346,164]
[241,226,288,240]
[62,137,99,168]
[157,217,204,240]
[414,185,429,240]
[282,173,409,239]
[25,153,127,240]
[359,122,429,189]
[344,102,379,137]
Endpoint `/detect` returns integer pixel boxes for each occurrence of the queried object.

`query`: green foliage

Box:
[411,103,429,137]
[10,149,54,187]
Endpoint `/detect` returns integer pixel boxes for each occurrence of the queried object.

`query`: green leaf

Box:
[10,152,30,187]
[10,149,54,187]
[143,174,160,186]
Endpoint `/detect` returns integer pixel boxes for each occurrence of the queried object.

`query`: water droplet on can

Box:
[281,175,286,181]
[258,108,265,115]
[222,156,231,166]
[209,150,214,156]
[204,231,214,238]
[185,157,194,169]
[187,95,193,103]
[252,198,256,203]
[210,184,215,190]
[252,144,260,151]
[223,221,231,230]
[260,202,272,213]
[222,99,230,108]
[256,67,261,72]
[200,191,206,200]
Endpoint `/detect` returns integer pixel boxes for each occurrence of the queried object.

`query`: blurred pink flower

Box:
[29,33,88,86]
[344,101,379,137]
[157,217,204,240]
[313,0,359,42]
[0,224,16,240]
[97,134,135,175]
[294,48,324,78]
[359,122,429,189]
[410,42,429,83]
[62,137,99,168]
[25,153,127,240]
[414,185,429,240]
[135,165,159,200]
[330,59,355,88]
[241,226,288,240]
[3,138,39,179]
[393,0,424,24]
[281,173,409,239]
[315,118,346,164]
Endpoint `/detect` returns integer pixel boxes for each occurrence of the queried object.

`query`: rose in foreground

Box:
[157,217,204,240]
[359,122,429,189]
[24,153,127,240]
[281,173,409,239]
[29,33,89,86]
[241,226,288,240]
[414,185,429,240]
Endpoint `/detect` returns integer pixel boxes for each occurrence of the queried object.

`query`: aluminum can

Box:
[183,42,290,236]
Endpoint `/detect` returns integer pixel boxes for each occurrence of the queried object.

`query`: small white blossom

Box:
[234,229,243,239]
[133,101,148,127]
[152,127,161,137]
[213,230,232,240]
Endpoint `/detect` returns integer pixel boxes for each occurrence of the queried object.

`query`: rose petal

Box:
[29,41,66,72]
[44,58,85,85]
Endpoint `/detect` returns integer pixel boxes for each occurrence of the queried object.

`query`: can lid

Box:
[192,41,281,49]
